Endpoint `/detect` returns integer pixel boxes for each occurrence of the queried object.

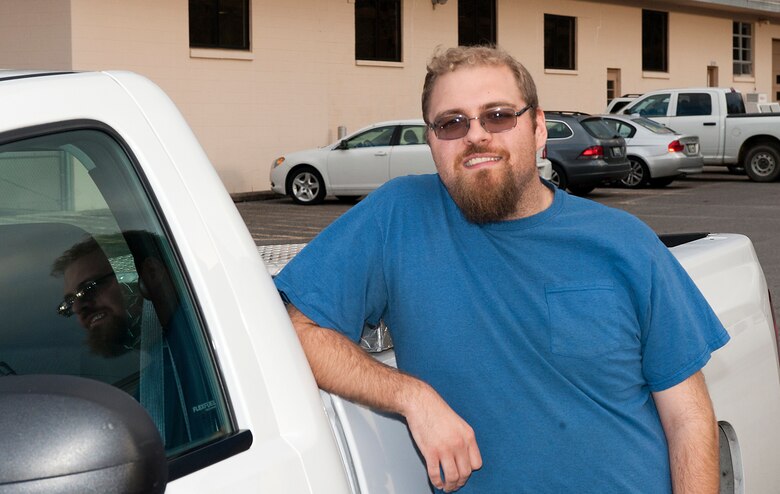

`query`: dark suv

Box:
[544,111,630,196]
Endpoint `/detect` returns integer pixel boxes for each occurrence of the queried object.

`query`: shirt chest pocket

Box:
[545,282,637,358]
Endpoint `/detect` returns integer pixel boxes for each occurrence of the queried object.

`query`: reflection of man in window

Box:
[53,232,220,450]
[51,237,141,358]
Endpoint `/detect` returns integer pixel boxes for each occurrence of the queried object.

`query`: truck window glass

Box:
[726,92,746,115]
[627,93,670,117]
[677,93,712,116]
[0,128,233,457]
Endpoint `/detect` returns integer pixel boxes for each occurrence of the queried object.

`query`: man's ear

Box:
[138,257,165,294]
[534,108,547,150]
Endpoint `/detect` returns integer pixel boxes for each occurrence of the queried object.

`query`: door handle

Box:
[374,151,388,156]
[703,122,716,126]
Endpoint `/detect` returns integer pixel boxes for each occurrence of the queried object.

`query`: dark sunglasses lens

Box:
[57,299,74,317]
[482,109,517,132]
[434,115,469,140]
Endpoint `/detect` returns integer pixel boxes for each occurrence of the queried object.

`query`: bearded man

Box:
[275,46,728,493]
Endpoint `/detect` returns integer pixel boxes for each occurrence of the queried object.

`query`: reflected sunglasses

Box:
[428,104,534,140]
[57,272,115,317]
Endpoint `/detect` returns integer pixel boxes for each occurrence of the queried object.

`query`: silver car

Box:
[601,115,703,188]
[271,119,552,205]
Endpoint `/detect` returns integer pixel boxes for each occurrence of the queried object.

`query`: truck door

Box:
[669,91,722,163]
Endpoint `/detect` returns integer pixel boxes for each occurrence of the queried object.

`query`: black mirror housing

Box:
[0,374,167,493]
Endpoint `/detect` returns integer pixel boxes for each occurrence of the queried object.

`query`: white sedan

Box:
[270,119,434,204]
[600,114,703,188]
[271,119,552,205]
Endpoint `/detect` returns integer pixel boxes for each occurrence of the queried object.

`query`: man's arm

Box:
[287,304,482,492]
[652,371,719,494]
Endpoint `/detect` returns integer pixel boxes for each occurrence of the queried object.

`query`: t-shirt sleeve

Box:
[273,196,388,342]
[641,243,731,391]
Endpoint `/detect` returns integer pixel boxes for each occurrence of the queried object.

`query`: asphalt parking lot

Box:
[236,167,780,313]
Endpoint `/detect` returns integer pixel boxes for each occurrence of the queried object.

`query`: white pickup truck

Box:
[623,87,780,182]
[0,71,779,494]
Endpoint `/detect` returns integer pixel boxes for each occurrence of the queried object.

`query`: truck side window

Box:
[0,128,233,458]
[629,93,670,117]
[677,93,712,116]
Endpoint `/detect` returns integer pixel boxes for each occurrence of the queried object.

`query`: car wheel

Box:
[567,184,596,196]
[620,157,650,188]
[745,144,780,182]
[336,195,361,203]
[649,176,675,187]
[287,166,326,205]
[549,163,567,190]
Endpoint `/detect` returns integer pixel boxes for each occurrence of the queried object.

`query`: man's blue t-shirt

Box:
[274,175,729,493]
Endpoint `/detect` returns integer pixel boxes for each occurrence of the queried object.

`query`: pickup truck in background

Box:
[0,71,779,494]
[623,87,780,182]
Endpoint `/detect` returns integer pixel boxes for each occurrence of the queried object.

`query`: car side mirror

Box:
[336,140,349,150]
[0,374,167,493]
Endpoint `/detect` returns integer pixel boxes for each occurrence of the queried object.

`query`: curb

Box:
[231,190,278,203]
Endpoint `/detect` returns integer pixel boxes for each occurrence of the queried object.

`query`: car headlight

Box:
[273,157,285,168]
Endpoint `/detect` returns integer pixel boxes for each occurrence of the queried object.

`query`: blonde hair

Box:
[421,45,539,125]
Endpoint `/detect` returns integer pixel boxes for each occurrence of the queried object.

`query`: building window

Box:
[459,0,496,46]
[544,14,576,70]
[734,21,753,76]
[355,0,402,62]
[642,10,668,72]
[189,0,250,50]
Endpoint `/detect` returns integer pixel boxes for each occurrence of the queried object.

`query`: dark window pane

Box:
[459,0,496,46]
[642,10,667,72]
[189,0,249,50]
[355,0,401,62]
[544,14,576,70]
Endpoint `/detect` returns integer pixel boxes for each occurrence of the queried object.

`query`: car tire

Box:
[287,165,326,205]
[567,184,596,196]
[745,144,780,182]
[620,157,650,189]
[549,163,567,190]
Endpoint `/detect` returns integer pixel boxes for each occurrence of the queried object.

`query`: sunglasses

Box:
[57,272,115,317]
[428,104,534,140]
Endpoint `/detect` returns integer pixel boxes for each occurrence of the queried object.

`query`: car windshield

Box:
[580,118,617,139]
[632,117,676,134]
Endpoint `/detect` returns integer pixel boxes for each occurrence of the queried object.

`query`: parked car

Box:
[544,111,631,195]
[621,87,780,181]
[600,114,703,188]
[271,119,552,205]
[605,93,642,114]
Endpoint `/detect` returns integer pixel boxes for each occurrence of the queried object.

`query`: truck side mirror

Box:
[0,374,167,493]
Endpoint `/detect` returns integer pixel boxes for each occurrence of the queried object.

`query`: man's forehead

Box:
[429,65,523,113]
[63,250,111,284]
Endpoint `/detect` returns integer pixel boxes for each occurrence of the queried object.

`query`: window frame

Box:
[0,119,251,481]
[355,0,402,62]
[189,0,250,51]
[642,10,668,73]
[458,0,497,47]
[544,14,577,71]
[733,21,753,77]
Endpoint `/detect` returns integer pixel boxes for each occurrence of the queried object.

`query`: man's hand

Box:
[404,384,482,491]
[287,304,482,491]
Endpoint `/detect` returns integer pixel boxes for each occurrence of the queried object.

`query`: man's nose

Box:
[72,296,94,315]
[464,118,491,145]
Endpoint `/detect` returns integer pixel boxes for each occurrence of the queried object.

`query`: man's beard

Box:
[446,146,527,224]
[86,315,136,358]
